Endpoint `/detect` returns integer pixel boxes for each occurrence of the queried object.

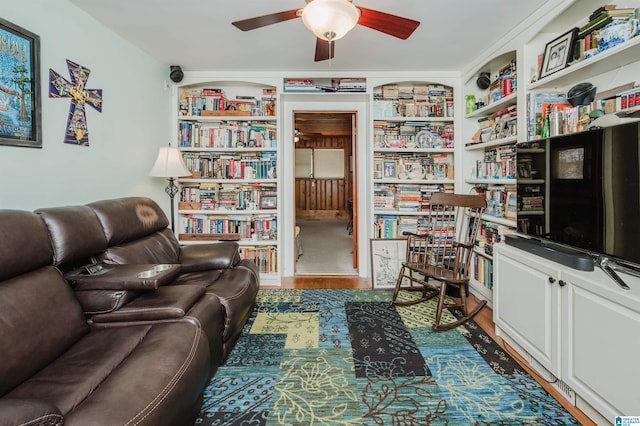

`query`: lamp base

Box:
[165,177,178,231]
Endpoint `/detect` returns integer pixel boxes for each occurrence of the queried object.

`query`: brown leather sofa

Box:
[0,197,259,425]
[0,209,210,426]
[37,196,259,360]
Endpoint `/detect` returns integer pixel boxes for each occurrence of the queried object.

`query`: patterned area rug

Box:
[195,289,579,425]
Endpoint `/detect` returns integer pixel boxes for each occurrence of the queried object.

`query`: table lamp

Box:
[149,146,191,231]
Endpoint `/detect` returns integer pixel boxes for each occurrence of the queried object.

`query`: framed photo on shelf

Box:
[539,27,578,79]
[370,238,407,290]
[517,162,532,178]
[0,18,41,148]
[383,161,396,178]
[260,196,277,209]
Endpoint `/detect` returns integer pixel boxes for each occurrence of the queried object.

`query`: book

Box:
[579,15,613,38]
[588,4,616,21]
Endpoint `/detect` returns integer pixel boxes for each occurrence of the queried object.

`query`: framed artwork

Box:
[260,196,277,209]
[370,238,407,289]
[539,28,578,79]
[0,18,41,148]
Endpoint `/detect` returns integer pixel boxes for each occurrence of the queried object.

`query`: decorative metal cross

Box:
[49,59,102,146]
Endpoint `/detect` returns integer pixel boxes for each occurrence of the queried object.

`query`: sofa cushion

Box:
[0,210,53,282]
[174,266,258,359]
[35,205,107,267]
[0,267,89,396]
[0,398,63,426]
[87,197,169,245]
[5,321,210,426]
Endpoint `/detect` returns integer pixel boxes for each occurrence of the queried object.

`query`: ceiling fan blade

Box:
[232,9,300,31]
[356,7,420,40]
[314,38,335,62]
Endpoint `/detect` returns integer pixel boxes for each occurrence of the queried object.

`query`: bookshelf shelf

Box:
[465,92,517,118]
[480,214,517,227]
[372,116,454,122]
[374,178,455,185]
[528,35,640,91]
[374,210,433,216]
[466,178,516,185]
[465,135,518,151]
[175,80,280,278]
[374,147,454,154]
[179,115,277,122]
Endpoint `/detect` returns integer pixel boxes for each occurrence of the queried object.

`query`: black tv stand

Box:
[505,234,594,271]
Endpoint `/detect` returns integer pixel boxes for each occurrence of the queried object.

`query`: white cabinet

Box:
[494,244,561,376]
[561,268,640,421]
[494,242,640,422]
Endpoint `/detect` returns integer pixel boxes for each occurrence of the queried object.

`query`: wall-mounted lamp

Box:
[149,146,191,231]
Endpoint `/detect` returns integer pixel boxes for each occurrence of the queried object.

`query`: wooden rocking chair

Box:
[390,192,488,330]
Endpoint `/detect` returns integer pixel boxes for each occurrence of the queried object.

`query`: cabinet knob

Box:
[559,280,566,287]
[548,277,556,283]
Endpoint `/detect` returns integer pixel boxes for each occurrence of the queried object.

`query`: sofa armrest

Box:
[0,398,63,426]
[180,242,240,272]
[65,263,182,291]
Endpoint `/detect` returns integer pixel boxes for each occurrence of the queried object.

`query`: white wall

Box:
[0,0,172,212]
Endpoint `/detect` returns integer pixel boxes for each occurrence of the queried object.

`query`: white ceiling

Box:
[69,0,550,73]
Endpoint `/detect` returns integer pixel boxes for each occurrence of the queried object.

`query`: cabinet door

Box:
[494,245,561,376]
[562,270,640,419]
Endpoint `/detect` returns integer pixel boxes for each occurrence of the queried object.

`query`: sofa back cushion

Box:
[88,197,181,265]
[0,210,53,282]
[0,211,88,395]
[97,228,181,265]
[36,205,108,267]
[87,197,170,245]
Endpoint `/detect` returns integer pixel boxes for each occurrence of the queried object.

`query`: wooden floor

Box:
[271,275,595,426]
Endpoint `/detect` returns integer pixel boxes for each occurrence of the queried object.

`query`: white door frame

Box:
[282,97,370,278]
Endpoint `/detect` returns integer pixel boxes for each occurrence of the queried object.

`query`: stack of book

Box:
[373,184,396,210]
[283,79,319,92]
[396,184,422,212]
[573,5,639,61]
[332,78,366,92]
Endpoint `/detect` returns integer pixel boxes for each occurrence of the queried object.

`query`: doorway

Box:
[293,111,358,275]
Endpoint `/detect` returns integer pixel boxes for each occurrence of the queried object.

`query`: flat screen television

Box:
[516,120,640,269]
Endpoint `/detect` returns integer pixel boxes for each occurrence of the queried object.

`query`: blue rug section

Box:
[195,289,580,425]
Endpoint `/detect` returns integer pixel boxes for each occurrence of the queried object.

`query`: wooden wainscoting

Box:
[295,178,350,220]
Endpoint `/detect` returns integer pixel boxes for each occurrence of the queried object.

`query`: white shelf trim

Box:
[465,135,518,151]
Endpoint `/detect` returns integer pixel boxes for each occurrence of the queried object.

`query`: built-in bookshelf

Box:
[175,80,280,283]
[462,51,519,300]
[371,82,455,239]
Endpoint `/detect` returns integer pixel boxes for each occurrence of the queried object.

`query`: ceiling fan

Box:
[232,0,420,62]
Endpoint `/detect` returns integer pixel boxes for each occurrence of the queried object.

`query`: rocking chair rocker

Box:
[390,192,487,330]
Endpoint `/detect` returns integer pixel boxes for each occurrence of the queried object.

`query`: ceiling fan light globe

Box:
[301,0,360,41]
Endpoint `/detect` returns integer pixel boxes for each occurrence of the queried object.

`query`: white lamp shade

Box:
[149,147,191,178]
[301,0,360,41]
